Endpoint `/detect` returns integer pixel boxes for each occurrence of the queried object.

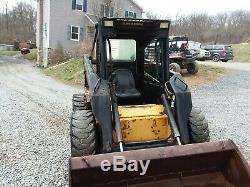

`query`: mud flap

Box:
[70,140,250,187]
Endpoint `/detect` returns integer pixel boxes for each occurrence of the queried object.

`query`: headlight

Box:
[104,21,114,27]
[160,22,169,29]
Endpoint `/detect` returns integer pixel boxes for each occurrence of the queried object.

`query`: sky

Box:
[3,0,250,19]
[135,0,250,19]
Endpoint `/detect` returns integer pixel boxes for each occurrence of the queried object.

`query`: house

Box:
[36,0,143,67]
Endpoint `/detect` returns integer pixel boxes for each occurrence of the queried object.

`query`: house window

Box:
[73,0,88,12]
[71,26,80,41]
[125,11,136,18]
[76,0,83,10]
[101,4,114,17]
[110,7,114,17]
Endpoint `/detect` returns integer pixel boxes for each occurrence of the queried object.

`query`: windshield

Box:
[106,39,136,62]
[225,46,232,50]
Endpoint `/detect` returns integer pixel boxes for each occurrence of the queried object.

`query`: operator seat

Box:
[112,69,141,99]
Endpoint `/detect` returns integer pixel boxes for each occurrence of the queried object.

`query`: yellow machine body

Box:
[117,104,172,143]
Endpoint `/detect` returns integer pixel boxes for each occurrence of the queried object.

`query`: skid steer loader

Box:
[70,18,250,186]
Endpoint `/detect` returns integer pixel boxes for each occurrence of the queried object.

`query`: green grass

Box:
[43,58,84,85]
[44,58,226,89]
[22,49,37,61]
[231,43,250,63]
[200,64,225,74]
[184,64,226,89]
[0,50,19,56]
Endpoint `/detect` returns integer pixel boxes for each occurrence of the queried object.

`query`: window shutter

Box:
[67,25,71,40]
[105,5,109,17]
[125,11,128,18]
[101,5,104,17]
[80,27,85,41]
[83,0,88,12]
[72,0,76,10]
[110,7,114,17]
[134,13,137,19]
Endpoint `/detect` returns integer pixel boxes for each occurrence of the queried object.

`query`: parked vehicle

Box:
[188,41,210,61]
[20,48,30,55]
[145,37,198,74]
[203,45,234,62]
[169,36,199,74]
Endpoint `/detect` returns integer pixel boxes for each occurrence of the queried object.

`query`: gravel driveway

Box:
[0,57,249,186]
[199,61,250,72]
[0,56,81,186]
[193,61,250,163]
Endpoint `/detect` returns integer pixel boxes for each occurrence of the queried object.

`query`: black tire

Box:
[70,110,97,157]
[170,63,181,73]
[212,54,220,62]
[222,60,228,62]
[72,94,90,111]
[187,62,199,74]
[188,107,210,143]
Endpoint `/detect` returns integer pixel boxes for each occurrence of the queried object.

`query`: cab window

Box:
[106,39,136,62]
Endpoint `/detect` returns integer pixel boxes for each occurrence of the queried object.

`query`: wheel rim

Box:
[170,63,180,72]
[170,65,176,72]
[213,55,219,61]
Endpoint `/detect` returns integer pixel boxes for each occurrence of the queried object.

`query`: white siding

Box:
[46,0,143,51]
[49,0,87,50]
[88,0,142,18]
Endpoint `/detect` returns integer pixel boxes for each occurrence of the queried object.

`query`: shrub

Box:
[70,39,93,58]
[48,43,72,65]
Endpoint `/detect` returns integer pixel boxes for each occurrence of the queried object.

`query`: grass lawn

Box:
[0,50,19,56]
[184,64,227,89]
[22,49,37,61]
[44,59,226,89]
[43,58,84,85]
[231,43,250,63]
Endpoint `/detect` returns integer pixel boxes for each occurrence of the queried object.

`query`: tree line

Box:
[0,2,36,44]
[147,10,250,44]
[0,1,249,45]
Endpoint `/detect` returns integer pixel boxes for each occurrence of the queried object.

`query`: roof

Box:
[129,0,143,11]
[85,13,99,25]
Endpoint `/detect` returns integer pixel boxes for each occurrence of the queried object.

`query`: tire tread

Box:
[70,109,97,157]
[189,107,210,143]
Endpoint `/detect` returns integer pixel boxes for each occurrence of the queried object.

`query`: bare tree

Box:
[145,11,170,20]
[0,2,36,44]
[170,10,250,44]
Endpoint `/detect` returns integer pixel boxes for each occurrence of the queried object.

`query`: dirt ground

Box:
[183,64,229,89]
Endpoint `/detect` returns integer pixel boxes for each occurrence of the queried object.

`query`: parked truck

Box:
[169,36,199,74]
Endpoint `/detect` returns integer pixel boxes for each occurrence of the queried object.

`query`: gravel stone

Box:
[192,71,250,163]
[0,56,81,186]
[0,56,249,186]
